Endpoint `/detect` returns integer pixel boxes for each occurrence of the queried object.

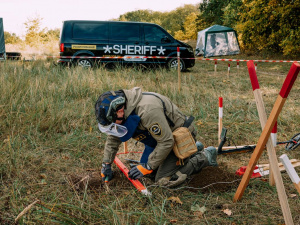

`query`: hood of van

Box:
[177,40,192,48]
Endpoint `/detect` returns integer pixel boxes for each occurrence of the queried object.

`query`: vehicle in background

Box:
[0,18,22,61]
[58,20,195,71]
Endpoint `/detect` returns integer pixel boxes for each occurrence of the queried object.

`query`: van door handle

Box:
[135,41,139,44]
[145,42,149,45]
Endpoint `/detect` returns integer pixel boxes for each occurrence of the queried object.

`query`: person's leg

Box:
[179,151,209,176]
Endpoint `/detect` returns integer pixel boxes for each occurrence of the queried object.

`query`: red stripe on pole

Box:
[219,97,223,107]
[215,61,217,65]
[247,60,260,91]
[279,63,300,98]
[272,121,277,133]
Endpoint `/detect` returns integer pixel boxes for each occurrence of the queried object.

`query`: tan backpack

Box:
[173,127,198,165]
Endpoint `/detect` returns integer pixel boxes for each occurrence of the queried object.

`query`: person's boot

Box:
[204,146,218,166]
[191,141,204,158]
[196,141,204,151]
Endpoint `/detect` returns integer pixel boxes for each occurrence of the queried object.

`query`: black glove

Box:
[128,163,153,180]
[101,163,113,182]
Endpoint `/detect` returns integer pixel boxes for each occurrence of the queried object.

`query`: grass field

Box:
[0,56,300,224]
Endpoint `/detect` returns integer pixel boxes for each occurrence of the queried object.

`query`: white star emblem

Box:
[103,45,112,53]
[157,46,166,55]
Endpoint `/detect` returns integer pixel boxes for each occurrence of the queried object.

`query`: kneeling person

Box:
[95,87,218,187]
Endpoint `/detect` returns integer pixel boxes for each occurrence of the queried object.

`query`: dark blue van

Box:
[58,20,195,71]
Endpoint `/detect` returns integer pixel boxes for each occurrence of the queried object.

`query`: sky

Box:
[1,0,201,37]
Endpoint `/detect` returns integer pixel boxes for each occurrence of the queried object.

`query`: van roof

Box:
[62,20,157,25]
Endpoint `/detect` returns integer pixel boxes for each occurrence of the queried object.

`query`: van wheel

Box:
[77,58,94,68]
[167,58,186,71]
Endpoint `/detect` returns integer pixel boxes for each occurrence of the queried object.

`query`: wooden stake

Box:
[124,141,128,153]
[279,154,300,195]
[218,97,223,144]
[177,47,181,92]
[227,63,230,78]
[248,60,276,186]
[214,61,217,73]
[234,62,300,225]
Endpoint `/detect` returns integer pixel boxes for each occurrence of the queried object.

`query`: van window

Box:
[144,25,170,43]
[73,22,108,40]
[110,23,139,41]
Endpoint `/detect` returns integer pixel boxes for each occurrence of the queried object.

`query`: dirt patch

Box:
[67,169,131,191]
[67,161,242,194]
[186,163,242,193]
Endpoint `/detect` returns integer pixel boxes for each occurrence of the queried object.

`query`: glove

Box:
[101,163,113,182]
[128,163,153,180]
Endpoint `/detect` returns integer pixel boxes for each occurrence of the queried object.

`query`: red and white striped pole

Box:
[228,63,231,75]
[177,47,181,92]
[214,61,217,72]
[218,97,223,144]
[271,121,277,147]
[255,63,257,71]
[237,61,240,70]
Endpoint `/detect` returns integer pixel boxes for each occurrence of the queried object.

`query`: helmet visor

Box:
[98,123,128,137]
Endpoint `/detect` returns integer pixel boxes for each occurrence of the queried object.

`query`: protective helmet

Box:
[95,90,126,126]
[95,90,128,137]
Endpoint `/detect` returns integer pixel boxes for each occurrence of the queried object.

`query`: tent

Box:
[195,25,240,57]
[0,18,6,60]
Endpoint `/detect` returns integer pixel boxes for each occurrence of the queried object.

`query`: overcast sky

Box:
[1,0,201,37]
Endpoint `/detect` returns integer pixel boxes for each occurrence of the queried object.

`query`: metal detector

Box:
[217,127,300,155]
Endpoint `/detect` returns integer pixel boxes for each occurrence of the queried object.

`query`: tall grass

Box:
[0,58,299,224]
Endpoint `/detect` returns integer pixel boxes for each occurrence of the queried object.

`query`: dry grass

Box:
[0,56,300,224]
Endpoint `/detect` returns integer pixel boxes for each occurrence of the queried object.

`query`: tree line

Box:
[4,1,300,57]
[117,1,299,57]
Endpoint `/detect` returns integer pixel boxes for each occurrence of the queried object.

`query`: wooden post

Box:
[177,47,181,92]
[279,154,300,195]
[248,60,276,186]
[214,61,217,73]
[218,97,223,144]
[234,62,300,225]
[227,63,230,78]
[124,141,128,153]
[271,121,277,147]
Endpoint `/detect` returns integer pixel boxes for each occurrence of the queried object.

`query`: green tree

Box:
[237,0,300,56]
[24,15,46,47]
[161,4,199,36]
[222,0,243,27]
[174,12,199,40]
[199,0,230,26]
[4,32,22,44]
[117,4,199,36]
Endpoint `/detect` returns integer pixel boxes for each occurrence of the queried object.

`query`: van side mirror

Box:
[161,36,171,43]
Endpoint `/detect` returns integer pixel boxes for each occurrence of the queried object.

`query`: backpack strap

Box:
[182,116,194,128]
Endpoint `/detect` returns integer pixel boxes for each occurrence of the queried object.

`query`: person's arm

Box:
[141,108,174,170]
[103,135,122,164]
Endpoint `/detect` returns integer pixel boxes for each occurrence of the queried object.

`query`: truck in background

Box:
[0,18,22,61]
